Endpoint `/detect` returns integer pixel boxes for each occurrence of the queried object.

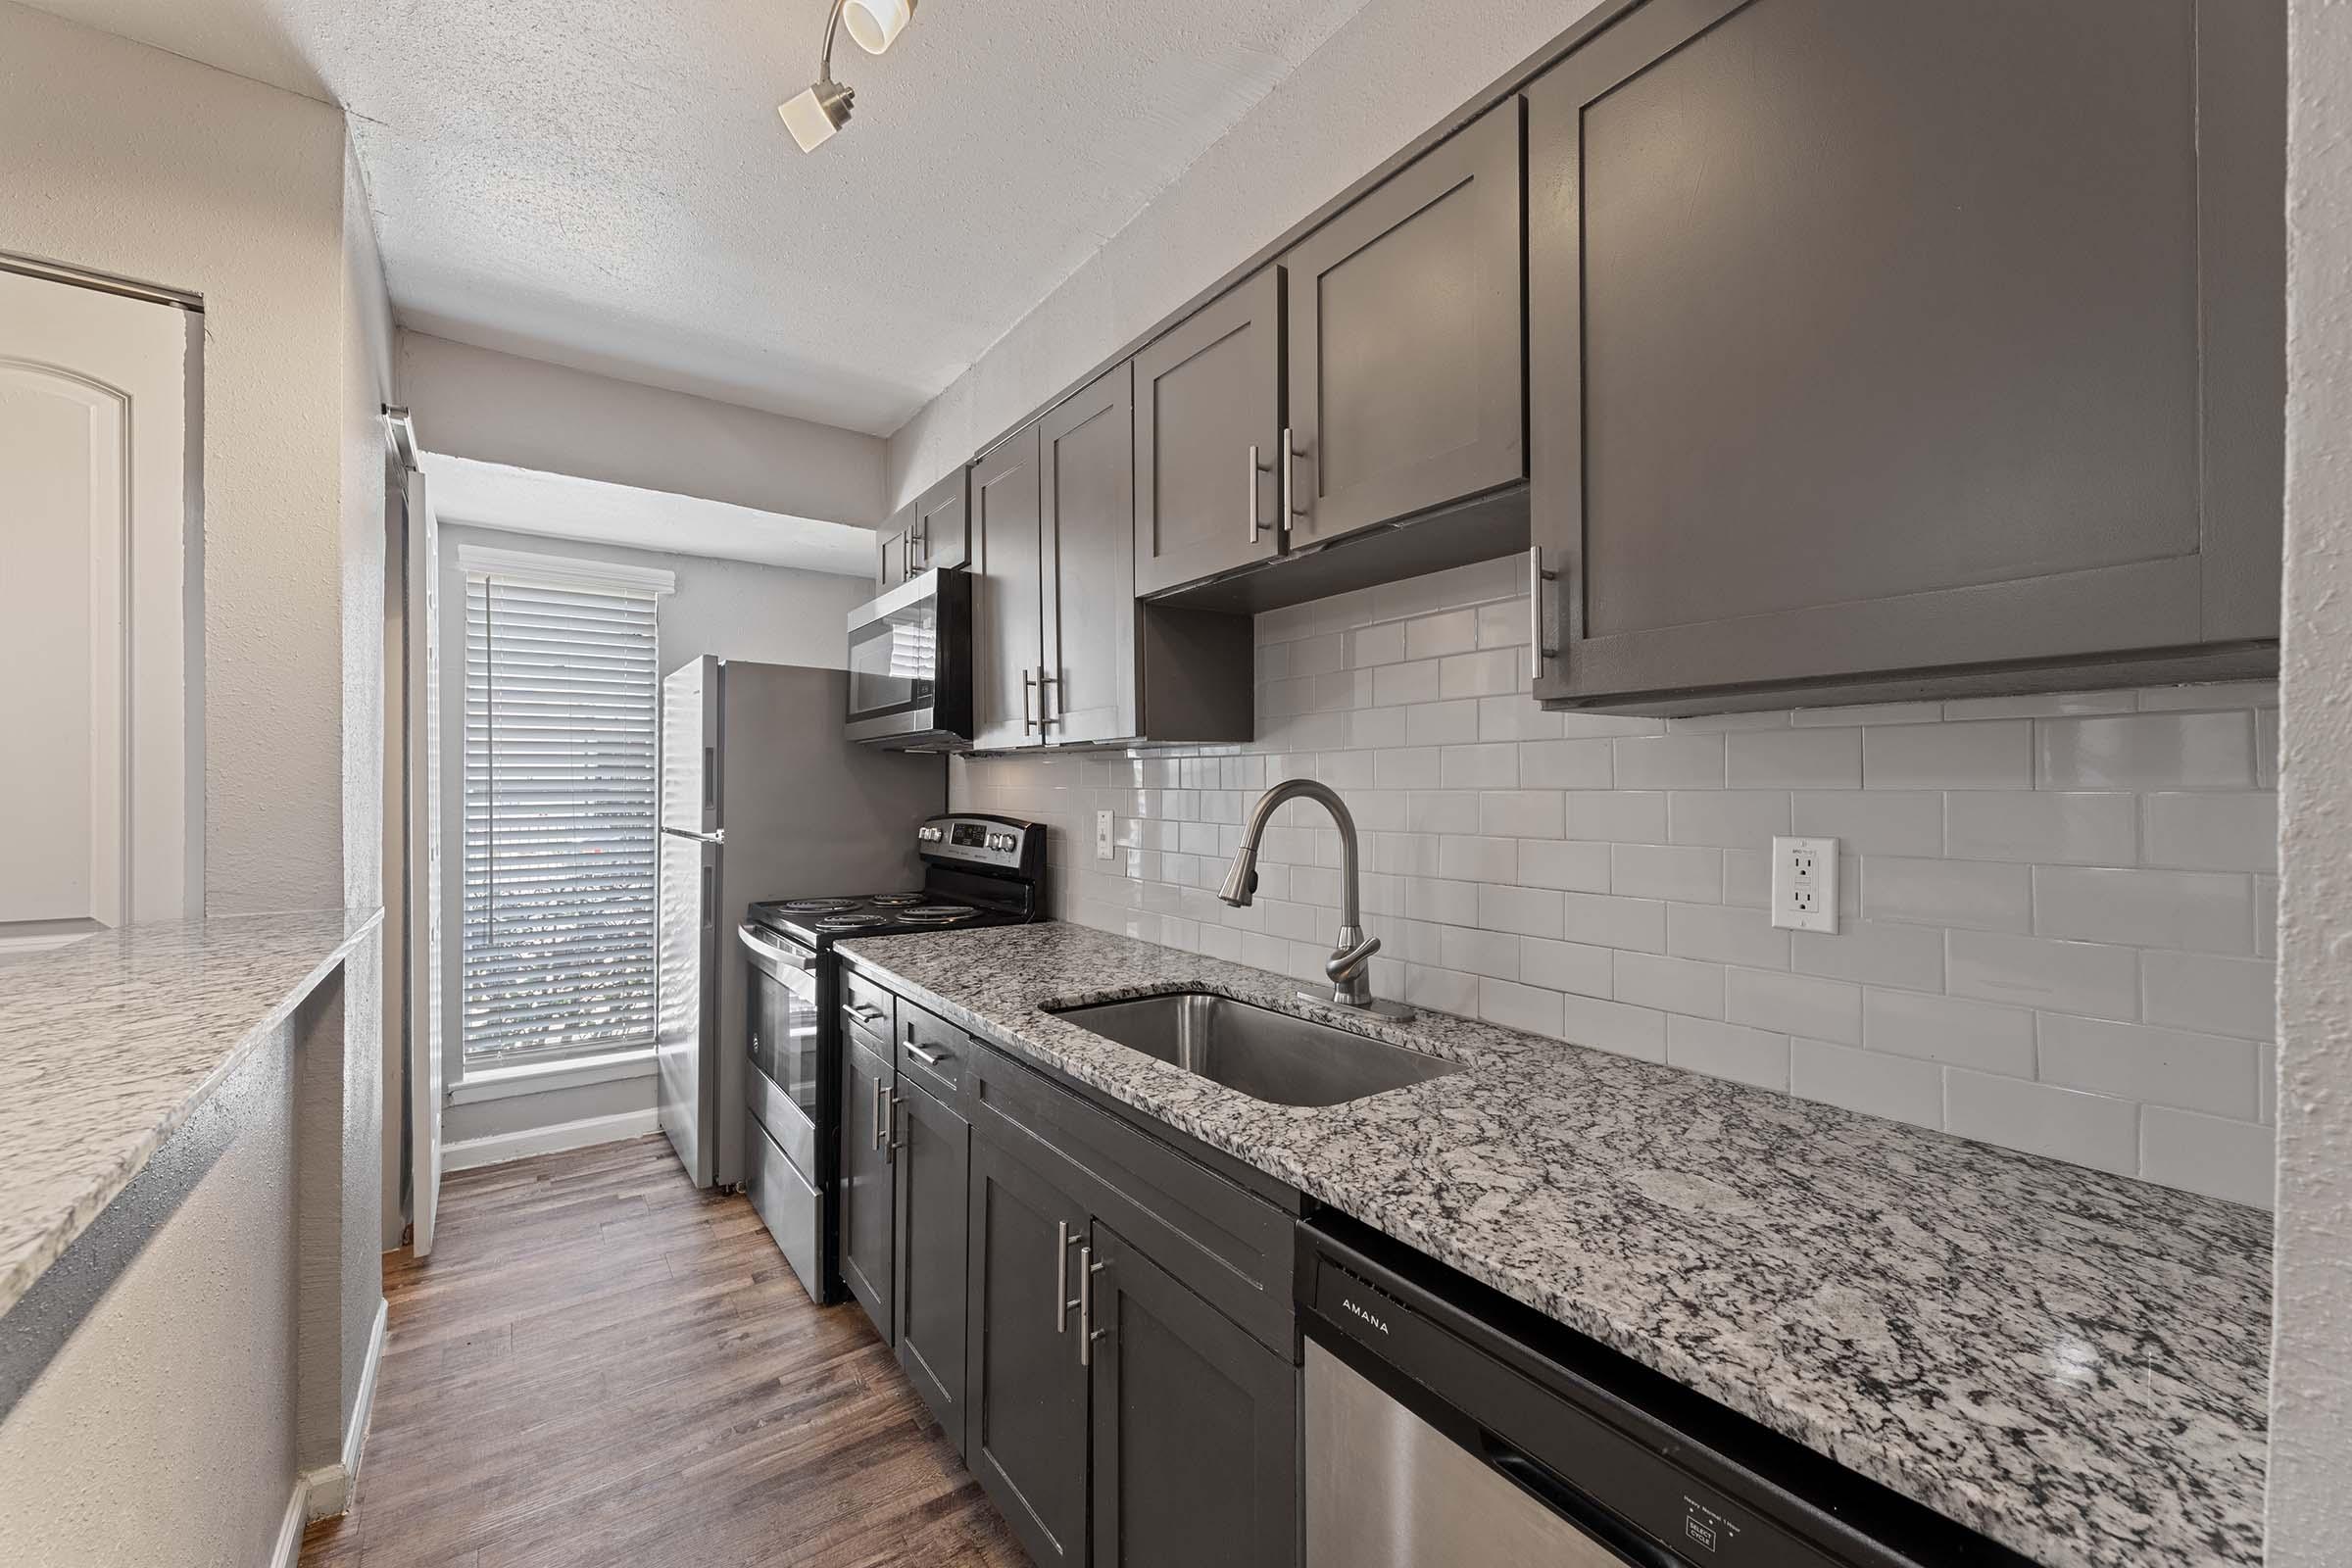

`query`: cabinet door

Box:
[910,466,971,575]
[839,1026,895,1341]
[1133,267,1284,596]
[1088,1222,1298,1568]
[970,426,1046,751]
[966,1130,1091,1567]
[1283,98,1524,551]
[876,496,915,589]
[1040,364,1139,746]
[1528,0,2282,707]
[894,1072,970,1446]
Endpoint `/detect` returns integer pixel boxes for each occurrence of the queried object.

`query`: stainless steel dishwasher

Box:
[1298,1215,2034,1568]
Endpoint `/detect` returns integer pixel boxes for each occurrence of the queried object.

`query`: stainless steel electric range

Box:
[735,813,1046,1302]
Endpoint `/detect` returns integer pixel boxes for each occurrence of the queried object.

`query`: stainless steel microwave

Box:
[844,567,974,749]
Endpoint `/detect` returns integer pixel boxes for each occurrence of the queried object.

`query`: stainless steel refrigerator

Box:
[656,657,944,1190]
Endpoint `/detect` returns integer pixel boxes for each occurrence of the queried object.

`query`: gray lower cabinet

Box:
[839,1024,895,1341]
[966,1125,1092,1566]
[1282,96,1524,553]
[893,1070,970,1446]
[1087,1221,1298,1568]
[1133,266,1284,596]
[1526,0,2284,711]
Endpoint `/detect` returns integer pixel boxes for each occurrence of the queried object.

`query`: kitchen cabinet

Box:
[1133,267,1284,596]
[970,369,1253,752]
[1526,0,2284,712]
[969,424,1046,751]
[1087,1221,1298,1568]
[839,1023,895,1340]
[876,467,972,593]
[966,1126,1092,1567]
[1282,97,1524,554]
[893,1068,970,1446]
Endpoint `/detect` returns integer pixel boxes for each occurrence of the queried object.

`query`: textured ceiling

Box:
[24,0,1380,433]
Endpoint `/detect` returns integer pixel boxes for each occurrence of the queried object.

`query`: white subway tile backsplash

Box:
[2037,1014,2260,1119]
[1789,1038,1943,1127]
[1613,844,1723,904]
[2142,952,2277,1041]
[2036,710,2256,790]
[2033,866,2255,954]
[1946,930,2138,1019]
[1944,1070,2139,1176]
[1789,791,1943,857]
[970,569,2278,1207]
[1792,919,1945,993]
[1726,967,1863,1045]
[2139,1107,2274,1207]
[1864,720,2033,789]
[1727,727,1862,788]
[1614,733,1726,789]
[1667,1016,1791,1090]
[1669,791,1791,850]
[2142,792,2278,873]
[1944,791,2134,866]
[1614,953,1726,1018]
[1863,857,2033,932]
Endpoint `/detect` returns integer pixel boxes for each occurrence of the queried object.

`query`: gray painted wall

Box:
[2268,0,2350,1555]
[434,524,870,1150]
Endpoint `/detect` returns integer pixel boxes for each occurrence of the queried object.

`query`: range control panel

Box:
[915,813,1043,874]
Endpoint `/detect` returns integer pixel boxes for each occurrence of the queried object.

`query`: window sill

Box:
[449,1047,658,1105]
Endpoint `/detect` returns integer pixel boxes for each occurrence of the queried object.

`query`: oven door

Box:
[738,923,822,1183]
[846,567,971,746]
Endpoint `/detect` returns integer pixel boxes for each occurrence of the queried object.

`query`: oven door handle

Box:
[737,924,817,1002]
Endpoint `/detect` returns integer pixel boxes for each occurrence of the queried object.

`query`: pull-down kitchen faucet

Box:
[1220,778,1413,1019]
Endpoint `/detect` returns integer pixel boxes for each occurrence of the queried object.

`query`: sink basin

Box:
[1046,991,1464,1107]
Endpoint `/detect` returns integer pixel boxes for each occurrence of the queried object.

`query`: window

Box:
[460,557,667,1071]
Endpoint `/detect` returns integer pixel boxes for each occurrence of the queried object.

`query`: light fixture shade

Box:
[842,0,912,55]
[779,79,854,152]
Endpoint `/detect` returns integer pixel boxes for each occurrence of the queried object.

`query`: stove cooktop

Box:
[753,894,1024,945]
[749,813,1046,949]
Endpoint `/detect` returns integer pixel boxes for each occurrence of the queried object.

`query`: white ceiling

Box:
[422,455,877,578]
[25,0,1379,435]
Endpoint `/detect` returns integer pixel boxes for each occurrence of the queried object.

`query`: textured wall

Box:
[957,557,2279,1207]
[886,0,1610,506]
[0,1021,297,1568]
[0,1,352,916]
[2269,0,2352,1555]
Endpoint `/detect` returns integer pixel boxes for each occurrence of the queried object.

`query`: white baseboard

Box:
[266,1484,305,1568]
[442,1107,662,1172]
[299,1296,387,1523]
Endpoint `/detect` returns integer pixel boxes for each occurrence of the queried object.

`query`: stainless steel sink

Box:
[1046,991,1464,1107]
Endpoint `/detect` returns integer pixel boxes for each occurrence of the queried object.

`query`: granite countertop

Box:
[841,921,2271,1568]
[0,909,383,1318]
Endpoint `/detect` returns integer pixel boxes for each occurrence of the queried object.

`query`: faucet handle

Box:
[1326,934,1380,982]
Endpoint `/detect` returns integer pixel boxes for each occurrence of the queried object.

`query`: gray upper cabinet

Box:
[1133,267,1284,596]
[909,466,970,577]
[969,425,1046,751]
[1040,364,1140,746]
[874,499,914,591]
[1283,97,1525,552]
[1527,0,2284,711]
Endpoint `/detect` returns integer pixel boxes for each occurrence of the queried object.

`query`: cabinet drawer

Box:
[843,968,895,1038]
[899,999,968,1099]
[971,1044,1296,1359]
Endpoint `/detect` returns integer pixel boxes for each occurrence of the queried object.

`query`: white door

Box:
[0,269,192,942]
[408,464,445,1255]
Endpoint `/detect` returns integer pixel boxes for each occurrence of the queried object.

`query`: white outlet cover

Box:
[1770,836,1838,933]
[1095,808,1115,860]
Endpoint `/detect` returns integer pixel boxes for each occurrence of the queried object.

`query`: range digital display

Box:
[952,821,989,849]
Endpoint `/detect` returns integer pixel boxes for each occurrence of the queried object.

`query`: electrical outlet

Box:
[1770,836,1838,933]
[1095,808,1115,861]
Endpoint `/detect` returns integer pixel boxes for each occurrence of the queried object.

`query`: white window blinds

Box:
[461,570,662,1068]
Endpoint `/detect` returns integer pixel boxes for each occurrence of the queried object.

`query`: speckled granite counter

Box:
[0,909,383,1318]
[841,921,2270,1568]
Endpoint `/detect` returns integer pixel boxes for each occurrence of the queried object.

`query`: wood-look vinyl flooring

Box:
[300,1135,1024,1568]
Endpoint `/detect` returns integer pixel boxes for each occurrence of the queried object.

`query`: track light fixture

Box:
[779,0,917,153]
